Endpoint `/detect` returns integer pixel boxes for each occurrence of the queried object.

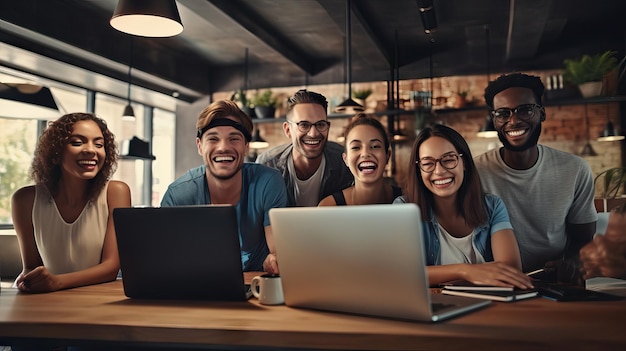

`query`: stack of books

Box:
[441,280,539,302]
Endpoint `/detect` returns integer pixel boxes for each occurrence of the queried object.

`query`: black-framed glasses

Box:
[416,153,463,173]
[490,103,542,123]
[287,120,330,133]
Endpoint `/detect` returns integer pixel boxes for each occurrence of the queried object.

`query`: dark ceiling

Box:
[0,0,625,103]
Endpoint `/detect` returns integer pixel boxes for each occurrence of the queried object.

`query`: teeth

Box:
[303,140,320,145]
[433,178,452,185]
[507,129,526,137]
[78,160,96,165]
[214,156,234,162]
[358,161,377,169]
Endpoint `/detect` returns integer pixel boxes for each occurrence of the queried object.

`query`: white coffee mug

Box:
[251,273,284,305]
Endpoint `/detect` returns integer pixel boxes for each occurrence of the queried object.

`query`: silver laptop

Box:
[113,205,251,301]
[269,204,491,322]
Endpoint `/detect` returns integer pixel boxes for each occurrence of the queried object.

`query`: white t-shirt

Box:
[288,154,325,207]
[438,224,485,265]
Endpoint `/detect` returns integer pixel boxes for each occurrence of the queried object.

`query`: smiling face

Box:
[196,117,248,180]
[493,87,544,151]
[343,124,390,184]
[418,136,464,199]
[284,103,328,160]
[60,120,106,180]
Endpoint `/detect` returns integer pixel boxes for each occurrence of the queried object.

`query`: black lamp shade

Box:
[0,83,60,119]
[122,104,136,120]
[111,0,183,37]
[335,98,364,114]
[598,121,625,142]
[249,129,269,149]
[476,116,498,138]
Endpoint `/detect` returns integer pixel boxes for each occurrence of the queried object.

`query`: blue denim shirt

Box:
[395,194,513,266]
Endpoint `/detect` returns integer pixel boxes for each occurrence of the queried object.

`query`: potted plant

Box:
[353,88,373,108]
[563,50,619,98]
[251,90,278,118]
[230,89,255,118]
[594,167,626,213]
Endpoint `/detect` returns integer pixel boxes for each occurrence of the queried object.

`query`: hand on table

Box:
[462,262,534,290]
[579,235,626,280]
[14,266,61,293]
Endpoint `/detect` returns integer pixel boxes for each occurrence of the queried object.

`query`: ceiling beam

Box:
[505,0,553,61]
[208,0,316,75]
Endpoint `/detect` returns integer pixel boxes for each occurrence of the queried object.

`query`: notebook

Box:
[442,288,538,302]
[269,204,491,322]
[113,205,250,300]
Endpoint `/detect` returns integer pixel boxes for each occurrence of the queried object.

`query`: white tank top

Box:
[32,183,109,274]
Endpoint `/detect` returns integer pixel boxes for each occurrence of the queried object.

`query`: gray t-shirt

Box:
[474,145,597,272]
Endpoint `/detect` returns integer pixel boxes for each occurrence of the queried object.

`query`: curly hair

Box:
[31,112,118,201]
[484,73,545,109]
[405,124,486,227]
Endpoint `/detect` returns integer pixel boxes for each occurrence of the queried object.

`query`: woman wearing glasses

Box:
[319,114,401,206]
[397,124,533,289]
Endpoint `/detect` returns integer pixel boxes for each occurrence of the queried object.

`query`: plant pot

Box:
[578,81,603,98]
[241,106,256,119]
[254,106,276,119]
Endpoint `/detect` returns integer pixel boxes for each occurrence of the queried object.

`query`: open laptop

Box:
[113,205,250,300]
[269,204,491,322]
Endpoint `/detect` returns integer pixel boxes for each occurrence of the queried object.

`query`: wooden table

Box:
[1,274,626,350]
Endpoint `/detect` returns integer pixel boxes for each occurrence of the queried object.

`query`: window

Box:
[0,68,177,227]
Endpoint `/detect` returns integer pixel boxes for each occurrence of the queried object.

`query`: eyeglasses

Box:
[416,153,463,173]
[287,120,331,133]
[491,103,542,123]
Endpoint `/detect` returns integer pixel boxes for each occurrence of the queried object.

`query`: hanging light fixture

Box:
[598,104,625,142]
[477,116,498,138]
[0,83,60,119]
[580,105,598,156]
[110,0,183,38]
[335,0,364,114]
[477,25,497,138]
[122,38,135,121]
[249,129,269,149]
[417,0,437,34]
[598,121,625,141]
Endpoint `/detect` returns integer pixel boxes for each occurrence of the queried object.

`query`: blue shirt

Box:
[395,194,512,265]
[161,163,288,271]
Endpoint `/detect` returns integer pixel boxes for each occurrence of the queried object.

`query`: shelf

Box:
[250,97,626,124]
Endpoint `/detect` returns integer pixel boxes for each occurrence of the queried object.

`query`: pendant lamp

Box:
[477,116,498,138]
[0,83,60,119]
[598,121,625,142]
[122,38,135,120]
[597,104,625,142]
[111,0,183,37]
[335,0,364,114]
[249,129,269,149]
[579,104,598,156]
[477,25,497,138]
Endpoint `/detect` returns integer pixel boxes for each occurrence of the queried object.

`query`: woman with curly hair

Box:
[11,112,130,293]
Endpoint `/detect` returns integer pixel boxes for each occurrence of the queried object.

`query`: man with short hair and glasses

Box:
[475,73,597,281]
[256,89,353,206]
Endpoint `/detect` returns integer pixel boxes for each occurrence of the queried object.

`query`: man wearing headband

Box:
[475,73,596,281]
[256,89,353,206]
[161,100,288,273]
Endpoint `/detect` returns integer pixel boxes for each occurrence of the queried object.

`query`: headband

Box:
[196,118,252,142]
